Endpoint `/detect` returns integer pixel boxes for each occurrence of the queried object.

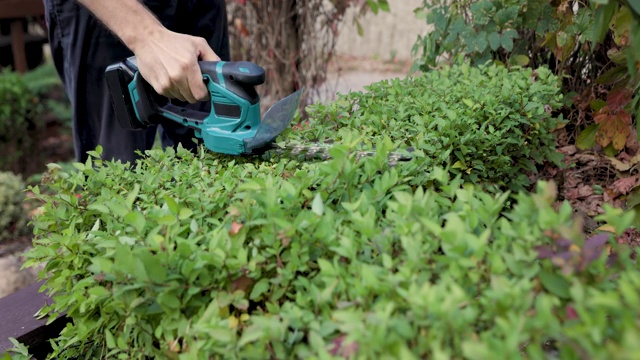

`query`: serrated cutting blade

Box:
[243,89,303,154]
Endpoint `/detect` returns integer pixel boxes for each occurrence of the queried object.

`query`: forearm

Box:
[77,0,164,52]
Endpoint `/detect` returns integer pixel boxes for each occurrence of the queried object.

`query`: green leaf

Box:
[488,32,501,51]
[311,193,324,216]
[88,203,110,214]
[628,0,640,16]
[592,0,617,44]
[510,54,529,66]
[114,244,148,282]
[501,35,514,52]
[106,200,129,218]
[576,123,598,150]
[138,250,167,283]
[539,270,571,299]
[163,195,179,214]
[125,183,140,210]
[88,286,109,298]
[157,291,181,309]
[158,214,177,226]
[630,20,640,65]
[366,0,378,15]
[590,99,607,111]
[124,211,146,234]
[238,324,266,347]
[378,0,390,12]
[105,329,116,349]
[355,19,364,37]
[627,187,640,208]
[178,207,193,220]
[250,278,270,300]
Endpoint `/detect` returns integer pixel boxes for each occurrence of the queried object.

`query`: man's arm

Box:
[78,0,219,103]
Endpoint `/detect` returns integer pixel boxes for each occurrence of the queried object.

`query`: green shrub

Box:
[16,142,639,359]
[0,69,43,174]
[294,62,564,191]
[0,171,27,243]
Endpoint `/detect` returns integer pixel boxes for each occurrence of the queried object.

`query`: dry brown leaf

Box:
[232,274,254,292]
[606,153,640,171]
[233,18,250,38]
[565,185,594,200]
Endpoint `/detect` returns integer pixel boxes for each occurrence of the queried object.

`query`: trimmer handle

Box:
[197,60,265,103]
[105,56,266,131]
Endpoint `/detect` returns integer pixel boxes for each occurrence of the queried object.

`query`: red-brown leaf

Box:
[233,18,250,37]
[565,306,579,320]
[611,176,640,196]
[330,335,359,358]
[565,185,594,200]
[607,87,633,111]
[232,275,254,292]
[230,221,243,235]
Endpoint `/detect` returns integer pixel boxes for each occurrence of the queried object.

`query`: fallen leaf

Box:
[558,145,577,155]
[565,185,594,200]
[610,176,640,196]
[606,153,640,171]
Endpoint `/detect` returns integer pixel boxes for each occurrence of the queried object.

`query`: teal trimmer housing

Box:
[105,56,302,156]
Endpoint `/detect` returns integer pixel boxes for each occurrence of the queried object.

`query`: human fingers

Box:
[196,37,220,62]
[167,57,198,103]
[188,38,220,101]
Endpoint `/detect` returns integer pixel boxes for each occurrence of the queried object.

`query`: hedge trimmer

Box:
[105,57,413,165]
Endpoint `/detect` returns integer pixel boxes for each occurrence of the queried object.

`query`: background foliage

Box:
[0,68,43,175]
[0,171,28,243]
[0,64,72,178]
[226,0,390,111]
[411,0,640,158]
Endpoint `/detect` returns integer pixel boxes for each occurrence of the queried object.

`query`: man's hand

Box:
[78,0,220,103]
[133,28,220,103]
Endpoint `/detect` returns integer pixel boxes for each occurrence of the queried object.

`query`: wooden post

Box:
[9,20,28,73]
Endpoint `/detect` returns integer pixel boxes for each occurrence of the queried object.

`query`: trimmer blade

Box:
[244,89,303,154]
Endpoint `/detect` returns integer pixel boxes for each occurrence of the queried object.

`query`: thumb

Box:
[196,38,220,62]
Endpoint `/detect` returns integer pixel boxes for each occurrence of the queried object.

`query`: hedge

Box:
[5,63,639,359]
